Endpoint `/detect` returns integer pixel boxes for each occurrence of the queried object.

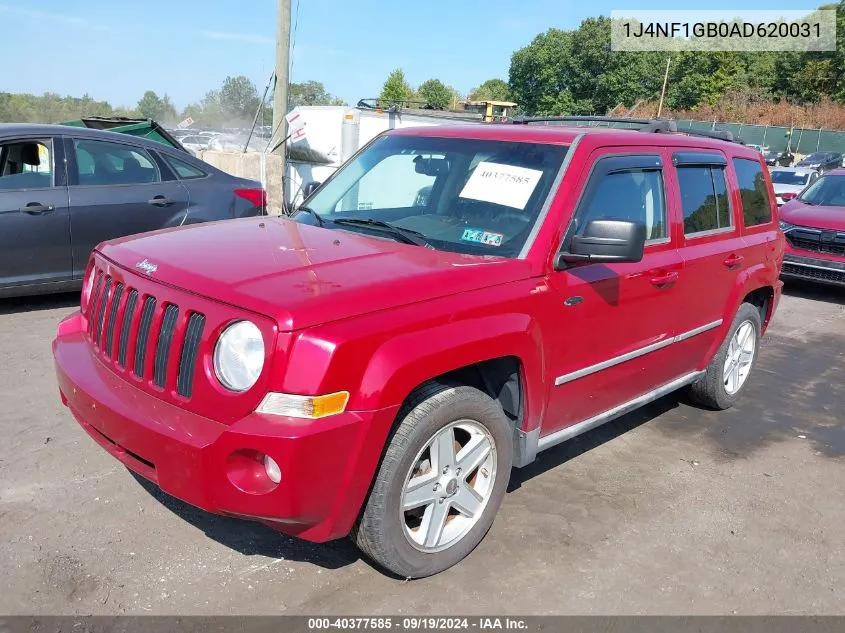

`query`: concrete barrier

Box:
[197,150,285,213]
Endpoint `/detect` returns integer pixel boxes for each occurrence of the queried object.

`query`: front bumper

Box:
[53,312,399,542]
[782,253,845,287]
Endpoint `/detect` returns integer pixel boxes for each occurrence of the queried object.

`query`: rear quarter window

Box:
[163,154,207,180]
[732,158,773,227]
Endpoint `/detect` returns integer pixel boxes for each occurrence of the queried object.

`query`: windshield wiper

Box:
[331,218,433,248]
[295,206,325,226]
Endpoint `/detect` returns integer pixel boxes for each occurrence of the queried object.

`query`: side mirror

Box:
[554,219,647,270]
[303,180,322,197]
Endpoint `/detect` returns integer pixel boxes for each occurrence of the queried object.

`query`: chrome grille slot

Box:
[88,272,104,336]
[177,313,206,398]
[134,296,157,377]
[117,289,138,367]
[153,304,179,388]
[94,277,112,347]
[104,283,124,357]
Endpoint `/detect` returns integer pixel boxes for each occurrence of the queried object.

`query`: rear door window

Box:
[732,158,773,227]
[72,139,160,186]
[677,166,732,235]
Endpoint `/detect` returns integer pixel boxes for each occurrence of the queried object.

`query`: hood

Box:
[779,200,845,231]
[98,217,536,331]
[772,183,806,195]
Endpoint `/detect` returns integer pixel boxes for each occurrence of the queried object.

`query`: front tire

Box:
[688,302,762,410]
[353,382,513,578]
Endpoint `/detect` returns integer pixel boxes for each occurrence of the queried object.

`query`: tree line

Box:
[375,0,845,127]
[378,70,510,109]
[0,77,345,128]
[5,1,845,130]
[507,2,845,120]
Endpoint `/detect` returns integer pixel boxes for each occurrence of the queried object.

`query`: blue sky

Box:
[0,0,819,111]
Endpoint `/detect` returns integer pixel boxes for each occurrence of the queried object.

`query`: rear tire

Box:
[353,382,513,578]
[687,303,761,410]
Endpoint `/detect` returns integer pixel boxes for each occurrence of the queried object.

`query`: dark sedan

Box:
[795,151,843,173]
[0,123,266,297]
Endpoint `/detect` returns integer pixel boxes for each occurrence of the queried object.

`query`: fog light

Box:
[264,455,281,484]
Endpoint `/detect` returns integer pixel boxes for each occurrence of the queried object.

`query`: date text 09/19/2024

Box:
[306,617,528,630]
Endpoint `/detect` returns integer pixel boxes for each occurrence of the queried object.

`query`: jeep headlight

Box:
[779,220,794,232]
[213,321,265,392]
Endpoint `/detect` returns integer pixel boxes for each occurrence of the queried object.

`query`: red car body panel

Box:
[53,125,784,542]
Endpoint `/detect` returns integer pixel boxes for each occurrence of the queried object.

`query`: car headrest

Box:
[21,144,41,166]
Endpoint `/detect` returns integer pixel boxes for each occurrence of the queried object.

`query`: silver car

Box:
[769,167,820,206]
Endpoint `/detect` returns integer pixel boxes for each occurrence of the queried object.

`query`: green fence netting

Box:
[675,119,845,154]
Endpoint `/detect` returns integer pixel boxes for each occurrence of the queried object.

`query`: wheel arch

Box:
[704,269,776,369]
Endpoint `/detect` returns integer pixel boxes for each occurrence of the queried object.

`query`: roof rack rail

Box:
[683,128,745,145]
[510,115,678,133]
[510,115,745,144]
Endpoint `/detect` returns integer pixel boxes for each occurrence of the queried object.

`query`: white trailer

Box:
[284,105,481,208]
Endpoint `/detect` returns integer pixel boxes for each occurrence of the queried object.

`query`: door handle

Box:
[723,254,744,269]
[650,271,679,287]
[20,203,55,214]
[148,197,173,206]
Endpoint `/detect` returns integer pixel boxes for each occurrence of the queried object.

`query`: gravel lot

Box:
[1,282,843,615]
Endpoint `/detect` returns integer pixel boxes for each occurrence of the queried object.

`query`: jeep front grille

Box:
[86,269,205,399]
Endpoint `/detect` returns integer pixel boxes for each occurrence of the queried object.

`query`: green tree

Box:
[219,75,260,122]
[379,69,412,103]
[469,79,510,102]
[289,81,345,108]
[417,78,453,109]
[137,91,166,120]
[509,28,578,115]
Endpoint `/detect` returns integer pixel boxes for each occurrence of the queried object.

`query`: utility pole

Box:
[272,0,291,159]
[657,56,671,118]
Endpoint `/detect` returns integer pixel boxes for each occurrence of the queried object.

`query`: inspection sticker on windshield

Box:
[459,162,543,210]
[461,228,504,247]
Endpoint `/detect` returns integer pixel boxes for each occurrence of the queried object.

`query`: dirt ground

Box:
[1,281,843,615]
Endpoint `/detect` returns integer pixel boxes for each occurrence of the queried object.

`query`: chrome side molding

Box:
[555,320,722,386]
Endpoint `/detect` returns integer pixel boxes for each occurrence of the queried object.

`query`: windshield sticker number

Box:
[461,228,504,247]
[459,161,543,210]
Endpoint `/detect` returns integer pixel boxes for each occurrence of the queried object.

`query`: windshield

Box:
[770,171,810,186]
[798,174,845,206]
[295,134,569,258]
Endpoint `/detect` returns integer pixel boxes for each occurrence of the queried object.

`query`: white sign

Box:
[176,117,194,129]
[285,111,307,144]
[459,162,542,210]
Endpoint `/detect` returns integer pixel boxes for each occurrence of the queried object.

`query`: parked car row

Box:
[0,123,267,297]
[755,147,844,172]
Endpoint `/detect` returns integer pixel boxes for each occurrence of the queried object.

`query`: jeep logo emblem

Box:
[135,259,158,275]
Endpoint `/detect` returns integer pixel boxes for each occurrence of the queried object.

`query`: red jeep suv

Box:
[53,117,784,578]
[779,168,845,288]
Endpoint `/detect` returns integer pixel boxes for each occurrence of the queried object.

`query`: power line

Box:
[288,0,301,94]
